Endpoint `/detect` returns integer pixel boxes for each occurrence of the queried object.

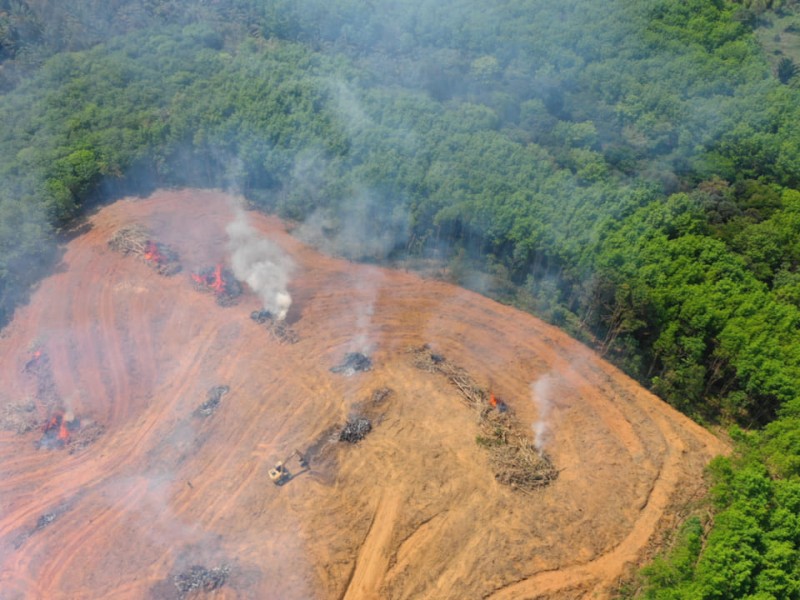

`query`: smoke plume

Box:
[531,373,555,450]
[226,209,293,320]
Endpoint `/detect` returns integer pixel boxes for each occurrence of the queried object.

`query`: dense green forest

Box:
[2,0,800,595]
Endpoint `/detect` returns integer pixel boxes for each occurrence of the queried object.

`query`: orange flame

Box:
[42,414,60,434]
[210,263,225,294]
[58,420,69,441]
[143,241,164,263]
[489,393,497,408]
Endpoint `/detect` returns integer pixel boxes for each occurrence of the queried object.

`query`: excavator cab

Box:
[268,462,291,486]
[268,450,307,486]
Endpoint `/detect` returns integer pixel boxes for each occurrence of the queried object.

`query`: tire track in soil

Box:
[0,190,727,599]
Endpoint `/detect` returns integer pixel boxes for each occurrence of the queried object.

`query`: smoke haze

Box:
[531,373,555,450]
[226,209,293,320]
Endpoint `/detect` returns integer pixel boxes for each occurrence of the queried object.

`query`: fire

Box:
[192,263,226,293]
[143,241,164,264]
[210,263,225,294]
[42,412,70,443]
[489,393,508,412]
[33,350,41,359]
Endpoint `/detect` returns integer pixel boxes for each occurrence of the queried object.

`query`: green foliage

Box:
[2,2,800,594]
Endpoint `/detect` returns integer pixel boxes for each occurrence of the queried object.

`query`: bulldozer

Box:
[268,449,308,486]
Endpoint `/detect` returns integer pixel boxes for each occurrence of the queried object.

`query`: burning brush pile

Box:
[108,226,181,276]
[410,345,558,492]
[191,264,243,306]
[250,310,299,344]
[37,411,104,453]
[12,349,104,452]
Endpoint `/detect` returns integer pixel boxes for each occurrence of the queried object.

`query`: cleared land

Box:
[0,189,727,599]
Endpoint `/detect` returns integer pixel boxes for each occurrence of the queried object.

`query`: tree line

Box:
[1,0,800,596]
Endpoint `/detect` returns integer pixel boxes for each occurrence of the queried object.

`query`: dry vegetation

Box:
[410,344,558,492]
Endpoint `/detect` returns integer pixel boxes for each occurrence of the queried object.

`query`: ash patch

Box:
[194,386,229,418]
[13,501,74,549]
[330,352,372,376]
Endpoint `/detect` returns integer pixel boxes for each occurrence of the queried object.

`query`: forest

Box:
[2,0,800,596]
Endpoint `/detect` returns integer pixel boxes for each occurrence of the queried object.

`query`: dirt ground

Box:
[0,189,727,599]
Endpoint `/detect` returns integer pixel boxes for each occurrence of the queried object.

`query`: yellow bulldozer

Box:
[268,449,308,486]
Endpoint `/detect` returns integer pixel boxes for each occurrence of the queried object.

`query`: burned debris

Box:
[108,226,181,276]
[410,345,558,492]
[13,503,74,549]
[173,564,230,597]
[339,418,372,443]
[191,264,242,306]
[337,388,393,445]
[370,387,392,406]
[250,310,299,344]
[250,309,272,324]
[35,512,57,531]
[194,386,229,418]
[330,352,372,376]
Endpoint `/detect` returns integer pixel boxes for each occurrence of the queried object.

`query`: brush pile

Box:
[173,564,230,596]
[330,352,372,376]
[250,310,299,344]
[194,385,229,418]
[66,421,104,454]
[108,226,181,276]
[410,345,558,492]
[0,400,38,434]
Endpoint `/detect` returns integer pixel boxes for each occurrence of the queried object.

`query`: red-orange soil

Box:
[0,189,727,599]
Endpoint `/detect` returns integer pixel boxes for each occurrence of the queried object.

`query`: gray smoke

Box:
[531,373,555,450]
[226,209,293,320]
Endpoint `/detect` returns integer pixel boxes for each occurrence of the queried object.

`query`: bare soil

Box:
[0,189,727,599]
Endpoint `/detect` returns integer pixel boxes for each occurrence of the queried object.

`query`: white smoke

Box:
[531,373,555,450]
[226,209,293,320]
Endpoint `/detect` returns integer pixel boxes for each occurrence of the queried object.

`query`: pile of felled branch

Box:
[409,344,558,492]
[108,226,181,276]
[66,421,104,454]
[410,345,486,409]
[0,400,38,434]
